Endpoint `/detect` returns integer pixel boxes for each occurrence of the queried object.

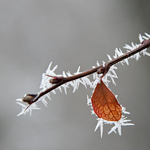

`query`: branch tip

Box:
[22,94,37,104]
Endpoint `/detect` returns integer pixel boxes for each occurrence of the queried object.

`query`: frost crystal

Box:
[92,105,134,138]
[16,98,40,116]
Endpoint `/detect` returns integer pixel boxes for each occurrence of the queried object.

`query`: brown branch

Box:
[24,38,150,105]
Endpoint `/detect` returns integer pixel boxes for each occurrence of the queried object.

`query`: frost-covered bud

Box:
[46,74,64,84]
[22,94,37,104]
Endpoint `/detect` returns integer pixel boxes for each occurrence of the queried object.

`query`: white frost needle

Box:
[16,102,40,116]
[108,117,134,136]
[93,105,134,137]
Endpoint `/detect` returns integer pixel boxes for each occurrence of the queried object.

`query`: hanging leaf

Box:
[91,79,122,121]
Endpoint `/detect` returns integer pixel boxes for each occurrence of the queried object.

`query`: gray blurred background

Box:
[0,0,150,150]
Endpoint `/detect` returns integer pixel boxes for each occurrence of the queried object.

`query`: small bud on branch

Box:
[45,74,65,84]
[22,94,37,104]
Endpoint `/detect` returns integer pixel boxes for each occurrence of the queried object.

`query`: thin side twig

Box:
[26,38,150,105]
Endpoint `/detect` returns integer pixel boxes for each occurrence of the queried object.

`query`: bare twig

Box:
[25,38,150,105]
